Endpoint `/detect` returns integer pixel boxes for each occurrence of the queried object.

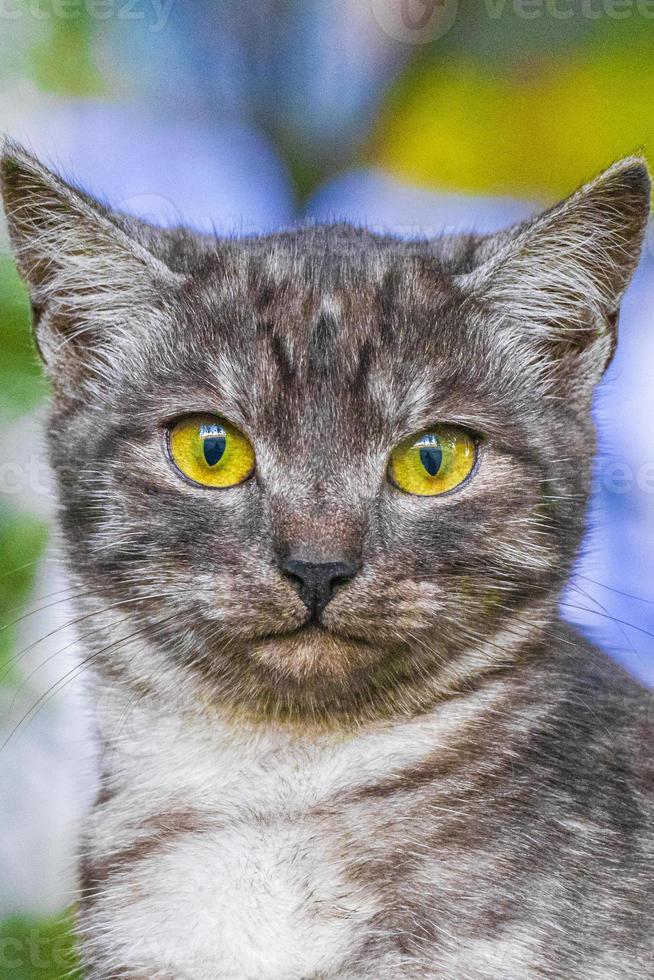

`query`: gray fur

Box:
[1,144,652,979]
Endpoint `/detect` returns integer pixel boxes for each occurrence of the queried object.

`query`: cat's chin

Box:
[248,624,384,684]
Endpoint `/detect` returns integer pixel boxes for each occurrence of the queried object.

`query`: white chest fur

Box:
[111,811,370,979]
[82,692,489,979]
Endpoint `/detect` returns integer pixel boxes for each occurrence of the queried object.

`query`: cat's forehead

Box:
[182,232,450,355]
[155,226,501,446]
[184,224,479,358]
[217,223,482,289]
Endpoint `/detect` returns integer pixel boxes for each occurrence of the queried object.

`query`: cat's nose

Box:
[281,557,359,619]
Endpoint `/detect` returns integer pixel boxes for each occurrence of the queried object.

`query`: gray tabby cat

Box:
[2,143,653,980]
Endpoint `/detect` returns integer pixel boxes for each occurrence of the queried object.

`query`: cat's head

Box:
[1,145,649,723]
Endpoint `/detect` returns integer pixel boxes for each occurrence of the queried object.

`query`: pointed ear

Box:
[458,157,650,398]
[0,141,183,392]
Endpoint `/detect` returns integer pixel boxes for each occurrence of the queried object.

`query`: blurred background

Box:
[1,1,654,974]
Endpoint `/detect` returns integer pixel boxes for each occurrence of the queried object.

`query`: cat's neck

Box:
[92,635,554,813]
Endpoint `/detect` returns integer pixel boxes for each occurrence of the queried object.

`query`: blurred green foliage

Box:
[0,914,80,980]
[0,257,46,419]
[29,1,102,96]
[0,508,49,684]
[0,8,81,974]
[0,253,49,682]
[0,257,55,965]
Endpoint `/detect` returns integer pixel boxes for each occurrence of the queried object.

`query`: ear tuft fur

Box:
[458,156,651,393]
[1,141,181,387]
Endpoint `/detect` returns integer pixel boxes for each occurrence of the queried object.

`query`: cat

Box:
[1,142,653,980]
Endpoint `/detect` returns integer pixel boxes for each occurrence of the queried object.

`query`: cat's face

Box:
[1,147,650,722]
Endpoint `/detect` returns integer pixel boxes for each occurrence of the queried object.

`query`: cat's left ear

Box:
[0,141,183,393]
[458,157,650,397]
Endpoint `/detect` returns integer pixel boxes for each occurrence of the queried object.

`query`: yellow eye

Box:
[168,414,255,488]
[388,426,477,497]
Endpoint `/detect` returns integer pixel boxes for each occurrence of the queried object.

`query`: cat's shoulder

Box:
[548,622,653,716]
[524,623,653,814]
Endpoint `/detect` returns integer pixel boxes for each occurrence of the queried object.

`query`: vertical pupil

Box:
[203,436,226,467]
[420,446,442,477]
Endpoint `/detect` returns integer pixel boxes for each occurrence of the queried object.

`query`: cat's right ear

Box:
[456,157,650,405]
[1,141,182,391]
